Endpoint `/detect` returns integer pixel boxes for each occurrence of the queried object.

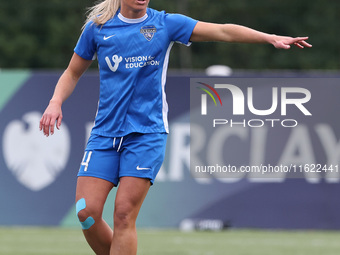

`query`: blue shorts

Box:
[78,132,167,186]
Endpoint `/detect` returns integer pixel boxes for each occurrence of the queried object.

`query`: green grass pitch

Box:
[1,227,340,255]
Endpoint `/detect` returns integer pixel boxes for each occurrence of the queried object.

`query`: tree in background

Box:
[0,0,338,70]
[0,0,91,69]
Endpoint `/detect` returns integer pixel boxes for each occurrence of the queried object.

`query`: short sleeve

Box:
[74,22,97,60]
[165,13,198,46]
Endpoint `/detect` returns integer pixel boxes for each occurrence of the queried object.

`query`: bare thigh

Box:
[76,176,115,218]
[114,177,151,227]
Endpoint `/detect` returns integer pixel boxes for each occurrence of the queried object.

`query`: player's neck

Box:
[120,7,147,19]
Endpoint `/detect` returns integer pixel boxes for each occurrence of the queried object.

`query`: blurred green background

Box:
[0,0,338,70]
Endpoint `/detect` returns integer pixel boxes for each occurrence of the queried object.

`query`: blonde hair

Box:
[83,0,120,29]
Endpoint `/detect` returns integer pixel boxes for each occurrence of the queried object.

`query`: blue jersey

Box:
[74,8,198,137]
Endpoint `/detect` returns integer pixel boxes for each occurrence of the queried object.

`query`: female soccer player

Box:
[39,0,311,254]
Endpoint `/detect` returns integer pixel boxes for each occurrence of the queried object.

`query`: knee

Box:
[77,208,92,223]
[76,198,96,230]
[114,205,135,230]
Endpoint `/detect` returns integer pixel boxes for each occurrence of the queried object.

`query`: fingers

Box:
[41,115,52,137]
[293,41,312,49]
[294,42,304,49]
[280,39,311,50]
[276,36,312,50]
[39,115,47,134]
[295,36,309,41]
[56,115,63,130]
[283,44,291,50]
[39,117,43,131]
[39,113,62,137]
[292,37,312,48]
[300,40,312,48]
[39,116,48,136]
[49,118,55,136]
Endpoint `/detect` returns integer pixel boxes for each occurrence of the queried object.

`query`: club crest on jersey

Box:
[140,25,157,41]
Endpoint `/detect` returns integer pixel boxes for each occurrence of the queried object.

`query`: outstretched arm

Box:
[190,22,312,49]
[39,53,93,136]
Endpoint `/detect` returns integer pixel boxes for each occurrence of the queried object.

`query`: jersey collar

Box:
[118,10,148,24]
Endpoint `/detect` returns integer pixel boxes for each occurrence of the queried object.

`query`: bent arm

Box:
[40,53,93,136]
[190,22,312,49]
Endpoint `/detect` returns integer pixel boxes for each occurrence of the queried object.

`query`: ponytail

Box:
[83,0,120,29]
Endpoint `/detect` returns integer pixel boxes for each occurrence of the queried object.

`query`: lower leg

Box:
[82,219,113,255]
[111,225,138,255]
[76,177,115,255]
[110,177,150,255]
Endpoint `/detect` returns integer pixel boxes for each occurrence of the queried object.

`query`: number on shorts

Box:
[81,151,92,172]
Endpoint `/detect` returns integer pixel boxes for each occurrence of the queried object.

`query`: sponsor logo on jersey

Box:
[140,25,157,41]
[105,54,160,72]
[105,55,123,72]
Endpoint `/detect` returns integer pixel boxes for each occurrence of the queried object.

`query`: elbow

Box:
[219,24,235,43]
[63,68,81,84]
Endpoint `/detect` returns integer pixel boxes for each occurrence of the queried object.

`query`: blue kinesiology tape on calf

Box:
[76,198,95,230]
